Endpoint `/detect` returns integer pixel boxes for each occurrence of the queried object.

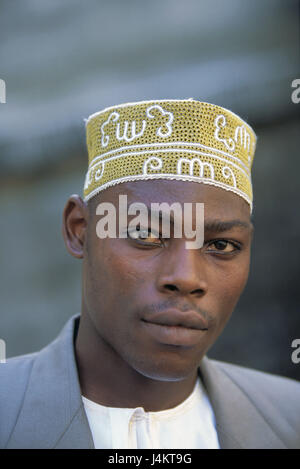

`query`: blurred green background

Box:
[0,0,299,380]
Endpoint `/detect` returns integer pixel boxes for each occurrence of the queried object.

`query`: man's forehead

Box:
[93,179,248,206]
[89,179,252,226]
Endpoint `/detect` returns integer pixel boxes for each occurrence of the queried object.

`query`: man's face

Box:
[81,180,252,382]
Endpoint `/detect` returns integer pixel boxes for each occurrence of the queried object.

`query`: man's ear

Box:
[62,194,88,259]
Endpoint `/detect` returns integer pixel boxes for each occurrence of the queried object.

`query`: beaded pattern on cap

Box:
[84,99,257,210]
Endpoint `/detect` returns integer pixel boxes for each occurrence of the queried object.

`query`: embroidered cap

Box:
[84,99,257,210]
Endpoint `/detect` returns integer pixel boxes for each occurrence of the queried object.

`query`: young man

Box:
[1,99,299,449]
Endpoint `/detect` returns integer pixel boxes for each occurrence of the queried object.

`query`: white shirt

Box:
[82,377,220,449]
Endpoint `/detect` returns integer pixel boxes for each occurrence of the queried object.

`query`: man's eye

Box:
[206,239,239,253]
[127,227,162,244]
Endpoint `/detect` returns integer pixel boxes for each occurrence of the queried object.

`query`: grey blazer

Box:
[0,315,299,449]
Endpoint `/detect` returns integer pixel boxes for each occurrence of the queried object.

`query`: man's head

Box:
[62,99,256,384]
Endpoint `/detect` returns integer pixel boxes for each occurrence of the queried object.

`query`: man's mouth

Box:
[141,309,209,346]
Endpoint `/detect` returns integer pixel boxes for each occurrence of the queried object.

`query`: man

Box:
[1,99,299,449]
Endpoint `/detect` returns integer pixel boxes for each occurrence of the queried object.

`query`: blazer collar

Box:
[7,314,286,449]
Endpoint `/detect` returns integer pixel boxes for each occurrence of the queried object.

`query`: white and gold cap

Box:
[84,99,257,210]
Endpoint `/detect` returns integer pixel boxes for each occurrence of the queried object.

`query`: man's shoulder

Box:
[0,351,40,404]
[0,351,38,389]
[207,357,300,431]
[0,315,78,417]
[211,355,299,379]
[0,318,73,407]
[0,352,39,446]
[210,358,300,395]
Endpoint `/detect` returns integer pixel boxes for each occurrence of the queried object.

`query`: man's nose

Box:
[156,242,208,298]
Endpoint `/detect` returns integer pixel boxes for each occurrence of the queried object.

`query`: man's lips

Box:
[141,309,209,330]
[141,309,209,346]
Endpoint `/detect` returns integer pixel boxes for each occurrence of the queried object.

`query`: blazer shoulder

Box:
[209,358,300,433]
[0,352,38,447]
[211,359,300,393]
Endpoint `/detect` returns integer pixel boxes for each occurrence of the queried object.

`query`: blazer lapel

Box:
[198,356,287,449]
[6,315,94,449]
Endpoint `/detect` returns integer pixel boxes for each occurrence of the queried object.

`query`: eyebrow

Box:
[204,219,253,233]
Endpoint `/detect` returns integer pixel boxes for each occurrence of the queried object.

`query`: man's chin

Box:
[131,359,202,382]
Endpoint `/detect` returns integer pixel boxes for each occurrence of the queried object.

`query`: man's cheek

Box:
[208,290,238,327]
[220,267,249,299]
[113,260,147,295]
